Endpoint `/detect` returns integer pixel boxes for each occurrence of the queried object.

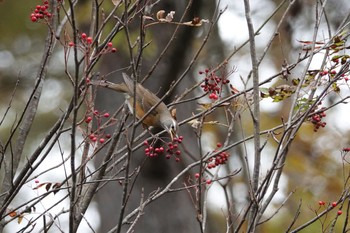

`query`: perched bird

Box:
[91,73,178,139]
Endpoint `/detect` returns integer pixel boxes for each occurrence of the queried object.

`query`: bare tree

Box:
[0,0,350,232]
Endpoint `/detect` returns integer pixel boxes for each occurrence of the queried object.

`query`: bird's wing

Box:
[122,73,164,118]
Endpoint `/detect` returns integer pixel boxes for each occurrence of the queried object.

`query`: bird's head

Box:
[161,117,179,141]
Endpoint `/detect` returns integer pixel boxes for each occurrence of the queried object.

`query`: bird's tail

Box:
[89,79,127,93]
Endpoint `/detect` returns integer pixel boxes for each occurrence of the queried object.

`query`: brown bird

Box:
[91,73,178,139]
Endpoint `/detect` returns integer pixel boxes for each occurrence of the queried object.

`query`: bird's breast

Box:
[125,96,160,127]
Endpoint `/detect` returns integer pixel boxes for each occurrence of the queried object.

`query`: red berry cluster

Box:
[85,110,111,144]
[318,201,342,214]
[143,136,183,162]
[166,136,183,162]
[107,42,118,53]
[318,200,326,206]
[81,33,93,45]
[194,173,212,185]
[30,1,51,22]
[68,33,118,53]
[143,140,165,157]
[199,69,230,100]
[207,143,230,169]
[308,107,326,132]
[320,69,338,77]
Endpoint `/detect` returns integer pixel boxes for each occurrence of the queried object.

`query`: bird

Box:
[90,73,178,140]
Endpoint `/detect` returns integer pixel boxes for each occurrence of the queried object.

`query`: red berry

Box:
[93,110,99,115]
[86,37,93,44]
[99,138,105,143]
[175,150,181,155]
[206,179,212,185]
[209,93,218,100]
[68,42,74,47]
[143,140,149,146]
[318,201,325,206]
[111,48,117,53]
[337,210,342,215]
[107,42,113,47]
[105,134,111,139]
[217,142,222,148]
[175,157,180,162]
[35,179,39,183]
[41,5,46,11]
[103,112,110,118]
[31,16,37,22]
[332,202,337,207]
[81,33,87,39]
[85,116,92,123]
[195,173,200,179]
[36,5,41,10]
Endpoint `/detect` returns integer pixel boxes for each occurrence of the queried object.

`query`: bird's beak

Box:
[168,128,178,141]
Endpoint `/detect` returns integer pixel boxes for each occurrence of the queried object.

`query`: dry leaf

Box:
[183,18,209,27]
[143,15,154,21]
[230,84,239,94]
[188,119,200,129]
[111,0,122,6]
[18,214,23,224]
[156,10,165,20]
[8,210,17,217]
[197,102,213,110]
[171,108,177,120]
[157,10,175,22]
[45,183,52,192]
[165,11,175,22]
[33,182,61,194]
[33,182,48,190]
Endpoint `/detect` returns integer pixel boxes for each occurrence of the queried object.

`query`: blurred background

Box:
[1,0,350,232]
